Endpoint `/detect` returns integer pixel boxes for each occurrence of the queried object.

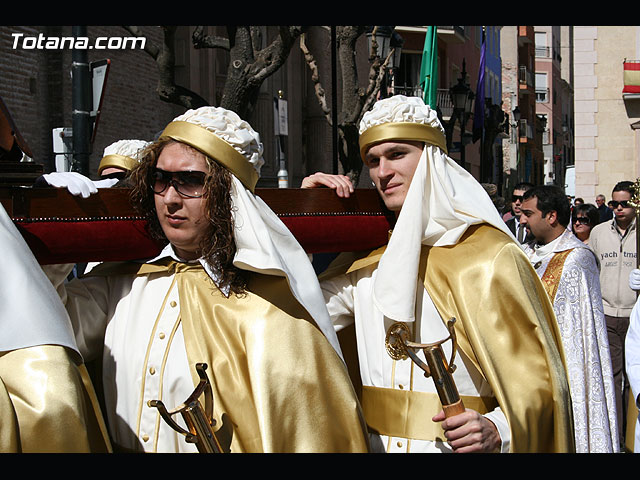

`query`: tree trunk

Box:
[220,26,304,122]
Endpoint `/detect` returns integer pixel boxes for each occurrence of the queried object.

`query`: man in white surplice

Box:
[520,184,618,452]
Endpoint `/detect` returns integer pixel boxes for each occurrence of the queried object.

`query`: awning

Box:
[623,61,640,94]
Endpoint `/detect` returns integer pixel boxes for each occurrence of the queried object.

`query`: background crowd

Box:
[495,180,639,452]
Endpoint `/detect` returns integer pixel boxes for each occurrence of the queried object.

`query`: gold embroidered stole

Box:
[539,249,574,304]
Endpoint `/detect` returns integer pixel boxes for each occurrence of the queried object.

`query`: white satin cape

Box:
[0,203,79,355]
[372,145,515,323]
[230,177,342,358]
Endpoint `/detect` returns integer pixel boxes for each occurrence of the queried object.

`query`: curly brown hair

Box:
[129,138,247,295]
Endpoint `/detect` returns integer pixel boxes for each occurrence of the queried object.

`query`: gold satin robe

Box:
[85,260,370,453]
[330,224,575,453]
[0,345,111,453]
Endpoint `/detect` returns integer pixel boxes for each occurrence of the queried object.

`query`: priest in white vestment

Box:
[520,185,618,452]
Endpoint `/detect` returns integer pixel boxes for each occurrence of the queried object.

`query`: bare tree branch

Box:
[122,25,159,59]
[299,33,332,126]
[299,26,391,184]
[122,26,209,110]
[250,26,305,84]
[217,26,306,120]
[192,26,230,50]
[361,48,394,123]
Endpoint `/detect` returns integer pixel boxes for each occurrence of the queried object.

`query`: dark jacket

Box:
[506,216,534,244]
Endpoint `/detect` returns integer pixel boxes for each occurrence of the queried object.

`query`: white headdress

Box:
[359,95,514,323]
[160,106,342,356]
[98,139,150,175]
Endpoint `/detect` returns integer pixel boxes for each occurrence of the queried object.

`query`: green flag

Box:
[420,26,438,107]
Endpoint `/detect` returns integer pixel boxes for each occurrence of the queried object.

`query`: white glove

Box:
[42,172,118,198]
[630,269,640,291]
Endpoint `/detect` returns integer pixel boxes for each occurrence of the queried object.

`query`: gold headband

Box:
[160,120,259,192]
[98,154,138,175]
[359,122,448,161]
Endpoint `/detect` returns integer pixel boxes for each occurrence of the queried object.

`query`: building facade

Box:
[534,26,574,188]
[0,26,179,175]
[574,26,640,203]
[501,26,544,192]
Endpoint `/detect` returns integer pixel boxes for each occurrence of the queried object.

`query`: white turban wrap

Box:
[98,139,150,175]
[359,95,515,323]
[160,106,342,357]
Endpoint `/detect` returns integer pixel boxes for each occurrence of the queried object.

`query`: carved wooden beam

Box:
[0,187,393,264]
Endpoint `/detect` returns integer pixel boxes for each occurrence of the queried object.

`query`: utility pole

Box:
[71,26,91,176]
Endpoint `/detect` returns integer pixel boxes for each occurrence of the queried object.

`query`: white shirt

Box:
[45,245,210,452]
[321,263,510,453]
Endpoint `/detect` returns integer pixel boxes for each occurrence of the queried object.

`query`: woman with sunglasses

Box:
[572,203,600,244]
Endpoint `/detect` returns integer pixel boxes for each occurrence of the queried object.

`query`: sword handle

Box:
[443,399,466,418]
[423,344,465,417]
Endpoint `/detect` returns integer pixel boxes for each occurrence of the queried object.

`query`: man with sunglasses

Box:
[38,106,369,453]
[520,185,618,452]
[589,180,637,449]
[505,182,534,244]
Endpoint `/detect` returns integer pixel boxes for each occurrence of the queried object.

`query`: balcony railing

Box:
[535,87,549,103]
[519,119,534,141]
[519,65,534,90]
[535,46,550,57]
[392,87,455,119]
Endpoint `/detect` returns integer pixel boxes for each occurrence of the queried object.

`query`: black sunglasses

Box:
[609,200,632,209]
[152,168,207,198]
[512,195,524,202]
[573,216,591,225]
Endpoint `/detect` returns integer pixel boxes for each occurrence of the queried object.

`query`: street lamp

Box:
[446,61,474,167]
[390,30,404,71]
[512,105,521,181]
[366,26,393,61]
[450,75,474,116]
[512,106,521,123]
[366,26,403,98]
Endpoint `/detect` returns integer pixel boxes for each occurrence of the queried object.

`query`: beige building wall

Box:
[574,26,640,203]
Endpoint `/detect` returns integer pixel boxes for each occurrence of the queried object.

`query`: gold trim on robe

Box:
[97,259,370,452]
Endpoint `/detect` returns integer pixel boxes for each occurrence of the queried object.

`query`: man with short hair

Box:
[38,106,369,453]
[505,182,534,243]
[519,185,618,452]
[589,180,638,448]
[596,193,614,224]
[302,95,574,453]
